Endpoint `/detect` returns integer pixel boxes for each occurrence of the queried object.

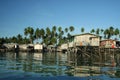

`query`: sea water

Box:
[0,52,120,80]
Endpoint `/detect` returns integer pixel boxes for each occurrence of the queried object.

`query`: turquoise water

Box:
[0,52,120,80]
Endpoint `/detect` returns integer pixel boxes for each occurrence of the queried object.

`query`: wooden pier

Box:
[66,46,120,77]
[67,46,120,67]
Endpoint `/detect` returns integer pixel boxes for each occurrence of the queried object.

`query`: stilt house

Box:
[61,33,101,51]
[68,33,101,47]
[100,39,120,48]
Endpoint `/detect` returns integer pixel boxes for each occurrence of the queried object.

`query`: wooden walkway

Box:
[67,46,120,67]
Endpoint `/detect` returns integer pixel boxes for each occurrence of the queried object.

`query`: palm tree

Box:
[61,31,64,35]
[67,33,71,39]
[46,27,51,36]
[23,37,30,44]
[50,26,58,45]
[4,37,9,43]
[24,27,34,44]
[44,27,51,45]
[90,29,95,34]
[0,37,6,45]
[24,28,28,36]
[64,27,69,42]
[57,26,62,45]
[35,28,41,41]
[51,37,57,45]
[58,31,64,45]
[69,26,74,42]
[17,34,22,40]
[100,29,104,39]
[17,34,23,44]
[81,27,85,33]
[41,28,45,39]
[44,37,49,45]
[114,28,119,39]
[104,29,109,39]
[119,29,120,38]
[58,26,62,33]
[109,26,114,39]
[96,28,100,36]
[101,29,104,34]
[65,27,68,33]
[52,26,57,33]
[39,28,45,44]
[11,36,17,43]
[69,26,74,32]
[52,26,57,38]
[103,26,114,39]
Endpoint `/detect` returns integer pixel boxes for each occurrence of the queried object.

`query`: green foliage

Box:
[90,29,95,34]
[24,26,34,43]
[0,38,5,45]
[0,36,30,44]
[58,27,62,33]
[114,28,119,37]
[65,28,68,33]
[96,28,100,35]
[1,26,120,46]
[69,26,74,32]
[81,27,85,33]
[35,28,41,40]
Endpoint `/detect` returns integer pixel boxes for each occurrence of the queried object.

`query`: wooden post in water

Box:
[74,43,77,68]
[111,48,115,67]
[67,49,70,66]
[99,47,102,66]
[105,48,107,63]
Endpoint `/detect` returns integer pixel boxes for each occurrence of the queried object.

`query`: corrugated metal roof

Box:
[71,33,100,37]
[100,39,116,41]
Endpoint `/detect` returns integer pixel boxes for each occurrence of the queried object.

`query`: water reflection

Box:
[0,52,120,78]
[0,52,70,76]
[67,51,120,78]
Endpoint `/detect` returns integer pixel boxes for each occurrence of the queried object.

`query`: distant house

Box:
[100,39,120,48]
[19,44,28,50]
[34,44,43,52]
[68,33,101,47]
[4,43,17,50]
[61,43,68,50]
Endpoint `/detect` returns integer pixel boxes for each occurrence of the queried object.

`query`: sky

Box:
[0,0,120,38]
